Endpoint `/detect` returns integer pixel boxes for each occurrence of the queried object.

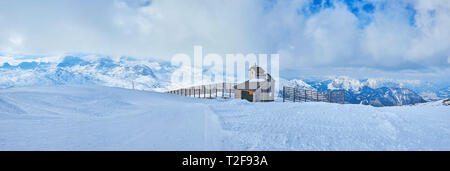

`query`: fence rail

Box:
[282,86,344,104]
[166,83,237,99]
[168,85,345,104]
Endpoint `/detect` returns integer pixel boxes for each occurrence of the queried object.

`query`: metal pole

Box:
[283,86,285,102]
[293,88,296,102]
[330,91,333,103]
[317,91,319,102]
[304,90,307,102]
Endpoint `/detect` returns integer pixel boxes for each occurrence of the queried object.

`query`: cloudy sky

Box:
[0,0,449,82]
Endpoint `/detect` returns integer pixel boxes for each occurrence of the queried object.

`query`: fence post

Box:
[210,89,212,98]
[317,91,319,102]
[330,91,333,103]
[283,86,285,102]
[293,88,296,102]
[304,90,307,102]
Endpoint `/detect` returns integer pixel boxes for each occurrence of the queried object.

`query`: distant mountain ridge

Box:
[280,77,428,107]
[0,55,174,91]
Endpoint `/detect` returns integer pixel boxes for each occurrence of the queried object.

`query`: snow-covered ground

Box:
[0,85,449,150]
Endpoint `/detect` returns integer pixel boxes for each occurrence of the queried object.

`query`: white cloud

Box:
[0,0,448,79]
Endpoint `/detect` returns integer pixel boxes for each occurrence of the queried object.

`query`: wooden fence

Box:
[167,83,237,99]
[282,86,345,104]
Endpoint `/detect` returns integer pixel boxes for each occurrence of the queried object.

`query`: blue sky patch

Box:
[405,4,417,26]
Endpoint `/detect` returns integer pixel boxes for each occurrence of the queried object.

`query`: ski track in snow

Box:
[0,85,448,150]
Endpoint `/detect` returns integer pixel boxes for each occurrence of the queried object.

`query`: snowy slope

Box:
[211,100,449,150]
[0,86,224,150]
[0,85,449,150]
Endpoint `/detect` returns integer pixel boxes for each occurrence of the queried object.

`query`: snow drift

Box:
[0,85,449,150]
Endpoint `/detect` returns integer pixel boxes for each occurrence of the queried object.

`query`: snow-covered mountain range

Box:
[280,77,433,107]
[1,55,447,106]
[0,55,175,92]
